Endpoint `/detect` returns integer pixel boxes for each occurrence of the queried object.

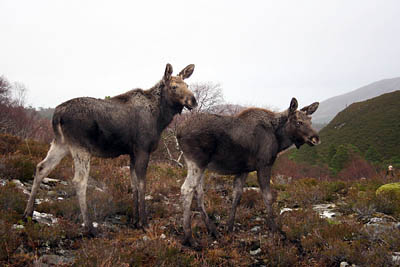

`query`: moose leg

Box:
[181,159,204,247]
[70,148,93,235]
[129,157,139,227]
[257,167,278,232]
[227,173,248,232]
[24,141,68,219]
[195,173,218,238]
[134,150,150,228]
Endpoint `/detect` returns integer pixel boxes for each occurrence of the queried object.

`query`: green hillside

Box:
[291,90,400,169]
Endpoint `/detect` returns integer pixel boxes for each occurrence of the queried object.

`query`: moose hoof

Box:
[82,224,98,237]
[207,223,219,238]
[182,236,202,251]
[22,210,33,221]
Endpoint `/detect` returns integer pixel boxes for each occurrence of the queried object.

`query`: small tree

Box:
[161,82,225,166]
[365,146,382,164]
[329,145,350,175]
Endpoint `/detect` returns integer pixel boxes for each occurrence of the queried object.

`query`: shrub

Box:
[0,183,25,222]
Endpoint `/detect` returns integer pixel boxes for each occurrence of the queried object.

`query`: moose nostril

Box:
[311,136,320,144]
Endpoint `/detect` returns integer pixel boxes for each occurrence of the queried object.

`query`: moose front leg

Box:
[257,166,278,232]
[129,157,139,227]
[133,151,150,228]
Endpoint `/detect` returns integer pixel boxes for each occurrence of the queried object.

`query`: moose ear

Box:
[164,63,173,82]
[300,102,319,115]
[178,64,195,80]
[289,98,298,114]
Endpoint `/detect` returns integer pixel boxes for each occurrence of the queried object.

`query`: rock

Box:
[274,174,292,185]
[40,184,52,190]
[42,177,62,184]
[47,191,58,196]
[250,248,261,256]
[392,252,400,265]
[145,195,153,200]
[11,179,30,195]
[12,224,25,230]
[87,176,108,192]
[33,211,58,226]
[35,198,51,205]
[34,254,74,267]
[313,204,341,219]
[160,234,166,239]
[143,235,149,241]
[280,208,293,215]
[340,262,350,267]
[251,226,261,232]
[0,179,7,186]
[243,187,260,192]
[376,183,400,199]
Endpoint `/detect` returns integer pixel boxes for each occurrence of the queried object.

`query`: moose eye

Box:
[171,85,178,90]
[296,121,303,127]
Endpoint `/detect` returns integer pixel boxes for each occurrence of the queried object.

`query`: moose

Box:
[177,98,320,247]
[23,63,197,234]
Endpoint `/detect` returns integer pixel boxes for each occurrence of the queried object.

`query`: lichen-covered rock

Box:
[376,182,400,199]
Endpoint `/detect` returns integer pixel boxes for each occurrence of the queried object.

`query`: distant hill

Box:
[313,77,400,124]
[291,91,400,168]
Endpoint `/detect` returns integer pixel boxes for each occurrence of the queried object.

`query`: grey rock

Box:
[250,248,261,256]
[34,254,74,267]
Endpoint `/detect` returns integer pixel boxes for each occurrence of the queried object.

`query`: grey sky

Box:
[1,0,399,110]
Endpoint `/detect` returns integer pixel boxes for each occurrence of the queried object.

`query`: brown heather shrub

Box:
[338,156,378,180]
[0,134,21,154]
[37,198,81,223]
[2,153,36,182]
[75,233,195,266]
[0,183,25,222]
[374,191,400,219]
[273,154,331,180]
[281,209,326,242]
[0,221,22,262]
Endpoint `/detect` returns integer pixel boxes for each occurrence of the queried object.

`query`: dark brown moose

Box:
[177,97,320,247]
[24,64,197,234]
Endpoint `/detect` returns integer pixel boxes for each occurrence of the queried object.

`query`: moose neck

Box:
[149,81,183,134]
[274,110,294,152]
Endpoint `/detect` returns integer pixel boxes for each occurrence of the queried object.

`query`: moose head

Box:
[162,64,197,111]
[287,98,320,149]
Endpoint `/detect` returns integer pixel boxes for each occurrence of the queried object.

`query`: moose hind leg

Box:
[227,173,248,232]
[129,157,139,227]
[24,141,68,219]
[181,159,203,247]
[196,173,218,238]
[257,167,279,232]
[70,147,93,234]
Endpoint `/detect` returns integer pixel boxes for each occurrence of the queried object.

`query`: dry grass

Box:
[1,134,400,266]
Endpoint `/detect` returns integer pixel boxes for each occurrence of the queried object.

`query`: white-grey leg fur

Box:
[181,158,204,245]
[70,147,91,230]
[24,141,69,218]
[195,173,217,237]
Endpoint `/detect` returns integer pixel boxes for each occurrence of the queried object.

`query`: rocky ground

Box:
[1,166,400,266]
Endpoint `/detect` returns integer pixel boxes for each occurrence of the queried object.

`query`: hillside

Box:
[293,90,400,167]
[313,77,400,124]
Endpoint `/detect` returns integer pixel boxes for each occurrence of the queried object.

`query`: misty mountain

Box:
[292,90,400,166]
[312,77,400,124]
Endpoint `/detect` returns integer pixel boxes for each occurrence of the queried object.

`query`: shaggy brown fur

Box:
[24,64,197,233]
[177,98,319,247]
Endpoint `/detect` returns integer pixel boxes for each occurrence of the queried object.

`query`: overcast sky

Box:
[1,0,399,110]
